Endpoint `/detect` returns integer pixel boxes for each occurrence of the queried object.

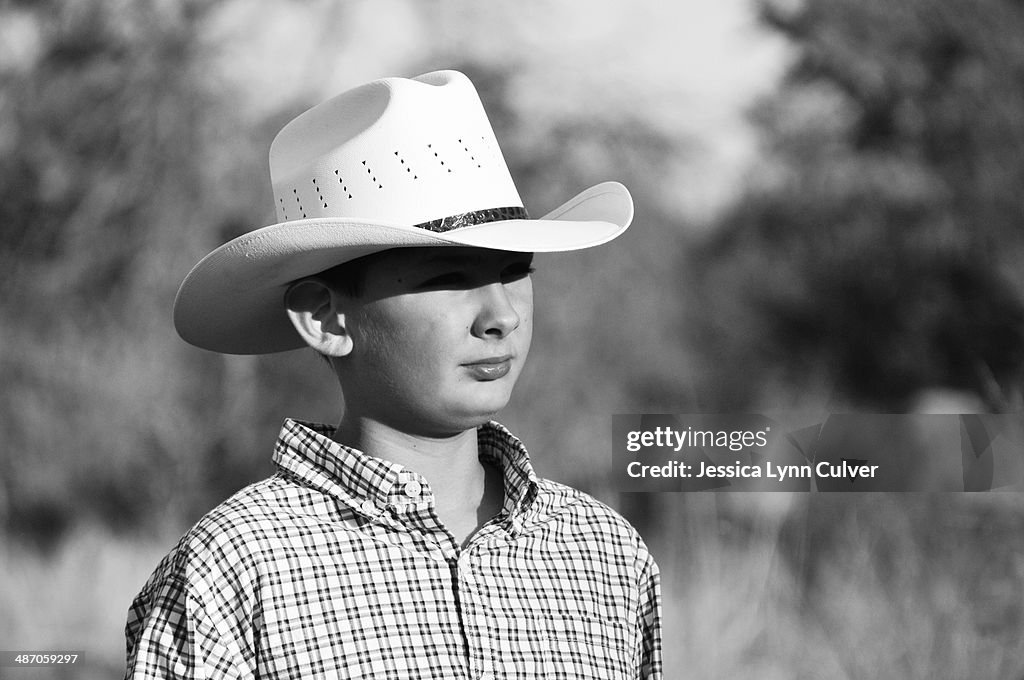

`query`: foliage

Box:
[659,493,1024,678]
[687,0,1024,411]
[0,0,284,545]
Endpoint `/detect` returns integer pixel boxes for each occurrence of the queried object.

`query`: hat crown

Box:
[268,70,523,227]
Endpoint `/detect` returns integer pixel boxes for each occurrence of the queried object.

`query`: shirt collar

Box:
[272,418,540,520]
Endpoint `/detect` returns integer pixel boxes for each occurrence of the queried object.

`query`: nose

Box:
[471,282,522,339]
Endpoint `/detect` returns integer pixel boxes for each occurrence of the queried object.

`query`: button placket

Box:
[457,547,495,679]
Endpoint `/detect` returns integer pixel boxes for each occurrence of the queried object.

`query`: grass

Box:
[0,525,169,680]
[3,494,1024,679]
[657,492,1024,679]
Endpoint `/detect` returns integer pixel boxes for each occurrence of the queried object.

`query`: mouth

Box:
[462,355,514,381]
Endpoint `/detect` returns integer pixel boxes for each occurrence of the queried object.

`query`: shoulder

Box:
[181,475,294,566]
[134,472,325,600]
[127,473,324,640]
[124,477,302,668]
[532,476,637,532]
[529,476,656,569]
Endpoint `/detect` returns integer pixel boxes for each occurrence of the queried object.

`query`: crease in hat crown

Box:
[268,70,524,229]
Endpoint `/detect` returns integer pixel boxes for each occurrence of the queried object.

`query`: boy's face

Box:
[338,246,534,437]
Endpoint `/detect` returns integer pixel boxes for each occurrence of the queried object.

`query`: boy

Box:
[125,69,661,679]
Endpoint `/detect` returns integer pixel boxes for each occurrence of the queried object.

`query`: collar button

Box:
[402,481,423,498]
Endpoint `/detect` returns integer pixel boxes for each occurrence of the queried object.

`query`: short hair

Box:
[310,254,372,298]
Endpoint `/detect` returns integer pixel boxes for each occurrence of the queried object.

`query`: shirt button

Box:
[359,500,378,516]
[402,481,422,498]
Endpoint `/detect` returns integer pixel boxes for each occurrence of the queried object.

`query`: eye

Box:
[501,262,535,282]
[416,271,469,289]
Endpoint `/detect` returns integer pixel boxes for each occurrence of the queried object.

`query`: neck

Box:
[333,416,503,544]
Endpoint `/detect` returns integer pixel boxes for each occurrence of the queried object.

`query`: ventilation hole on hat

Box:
[279,197,288,220]
[334,171,353,199]
[428,143,449,171]
[458,138,480,167]
[311,178,328,208]
[361,160,382,189]
[293,188,306,217]
[394,151,418,180]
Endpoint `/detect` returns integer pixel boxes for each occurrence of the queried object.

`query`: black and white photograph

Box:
[2,1,1023,678]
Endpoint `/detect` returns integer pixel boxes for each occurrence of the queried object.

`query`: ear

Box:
[284,280,354,357]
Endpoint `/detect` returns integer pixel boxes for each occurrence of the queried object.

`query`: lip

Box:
[462,355,514,381]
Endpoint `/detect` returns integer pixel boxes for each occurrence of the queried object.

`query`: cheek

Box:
[514,281,535,352]
[350,307,405,383]
[351,304,449,382]
[518,304,534,354]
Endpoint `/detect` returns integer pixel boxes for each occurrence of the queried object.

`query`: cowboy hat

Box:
[173,70,633,354]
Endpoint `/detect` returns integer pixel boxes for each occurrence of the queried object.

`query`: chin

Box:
[441,399,511,433]
[454,402,508,427]
[416,380,517,434]
[417,412,498,439]
[471,386,516,415]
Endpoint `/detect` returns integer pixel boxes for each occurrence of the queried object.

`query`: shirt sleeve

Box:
[124,551,256,680]
[635,552,664,680]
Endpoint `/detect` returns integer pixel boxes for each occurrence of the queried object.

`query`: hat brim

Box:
[174,181,633,354]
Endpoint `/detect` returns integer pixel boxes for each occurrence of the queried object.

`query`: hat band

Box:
[415,206,528,233]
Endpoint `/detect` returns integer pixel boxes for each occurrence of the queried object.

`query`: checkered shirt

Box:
[125,419,662,679]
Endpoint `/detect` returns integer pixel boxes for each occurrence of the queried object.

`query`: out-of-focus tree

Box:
[687,0,1024,411]
[0,0,293,546]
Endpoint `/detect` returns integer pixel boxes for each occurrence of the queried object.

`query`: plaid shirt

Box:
[125,419,662,679]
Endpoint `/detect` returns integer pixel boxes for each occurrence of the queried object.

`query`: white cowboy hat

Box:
[173,69,633,354]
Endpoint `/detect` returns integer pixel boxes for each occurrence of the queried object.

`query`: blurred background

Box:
[2,0,1024,677]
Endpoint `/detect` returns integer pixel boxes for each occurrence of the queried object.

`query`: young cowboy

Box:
[125,70,662,679]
